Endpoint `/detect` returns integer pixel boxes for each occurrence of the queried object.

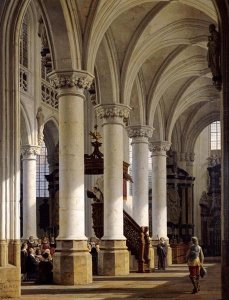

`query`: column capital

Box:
[187,152,195,162]
[149,141,171,156]
[48,70,94,95]
[21,145,40,158]
[95,103,131,126]
[126,125,154,143]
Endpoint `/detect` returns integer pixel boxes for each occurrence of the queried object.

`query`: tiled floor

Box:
[13,260,222,300]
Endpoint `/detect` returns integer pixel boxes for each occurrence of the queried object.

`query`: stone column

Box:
[149,141,172,266]
[49,70,94,284]
[21,145,40,240]
[126,125,153,226]
[95,103,131,275]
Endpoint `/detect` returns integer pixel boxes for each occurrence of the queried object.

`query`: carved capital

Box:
[21,145,40,158]
[95,104,131,125]
[48,70,94,91]
[187,152,195,162]
[149,141,171,155]
[126,125,154,140]
[179,152,186,161]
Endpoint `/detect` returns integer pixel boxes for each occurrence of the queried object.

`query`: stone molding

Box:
[126,125,154,139]
[48,70,94,90]
[179,152,195,162]
[21,145,40,158]
[95,104,131,125]
[187,152,195,162]
[149,141,171,155]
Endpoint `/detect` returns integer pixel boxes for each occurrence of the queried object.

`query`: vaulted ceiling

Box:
[32,0,221,153]
[76,0,220,153]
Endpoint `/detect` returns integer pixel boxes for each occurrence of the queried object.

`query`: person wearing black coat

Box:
[20,242,28,281]
[27,248,39,281]
[37,252,53,284]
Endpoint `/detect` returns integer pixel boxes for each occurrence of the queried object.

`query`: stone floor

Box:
[12,259,222,300]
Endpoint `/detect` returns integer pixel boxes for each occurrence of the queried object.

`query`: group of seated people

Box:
[21,235,56,284]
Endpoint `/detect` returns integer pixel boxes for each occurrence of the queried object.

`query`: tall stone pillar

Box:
[149,141,172,266]
[49,70,94,284]
[126,125,153,226]
[21,145,40,240]
[95,103,131,275]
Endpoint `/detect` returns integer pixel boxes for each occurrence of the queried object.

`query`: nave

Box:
[18,259,221,300]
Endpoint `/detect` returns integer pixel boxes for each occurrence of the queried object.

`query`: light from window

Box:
[36,142,49,197]
[210,121,221,150]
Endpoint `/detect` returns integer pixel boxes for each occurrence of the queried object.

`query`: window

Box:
[210,121,221,150]
[36,142,49,198]
[20,15,29,68]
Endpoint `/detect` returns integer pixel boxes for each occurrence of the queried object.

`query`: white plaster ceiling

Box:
[80,0,220,150]
[35,0,220,150]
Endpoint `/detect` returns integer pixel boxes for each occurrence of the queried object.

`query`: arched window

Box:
[210,121,221,150]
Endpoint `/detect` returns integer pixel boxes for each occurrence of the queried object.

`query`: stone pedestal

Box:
[98,240,129,275]
[0,265,20,298]
[53,240,92,285]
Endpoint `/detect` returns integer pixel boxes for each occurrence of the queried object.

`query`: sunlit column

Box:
[126,125,153,226]
[21,145,40,239]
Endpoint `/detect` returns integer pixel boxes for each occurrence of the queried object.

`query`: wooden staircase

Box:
[91,202,151,272]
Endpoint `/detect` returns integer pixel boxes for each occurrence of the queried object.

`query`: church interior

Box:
[0,0,229,298]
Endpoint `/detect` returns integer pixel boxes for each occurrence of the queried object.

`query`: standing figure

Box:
[27,236,38,251]
[41,236,50,253]
[50,236,56,256]
[186,236,204,294]
[207,24,221,86]
[21,242,28,281]
[27,248,39,281]
[157,237,167,270]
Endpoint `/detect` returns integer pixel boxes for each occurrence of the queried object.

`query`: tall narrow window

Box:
[210,121,221,150]
[36,142,49,198]
[20,15,29,68]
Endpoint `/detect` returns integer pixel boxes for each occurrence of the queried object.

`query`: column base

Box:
[53,240,92,285]
[98,240,129,275]
[166,244,172,266]
[0,266,21,298]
